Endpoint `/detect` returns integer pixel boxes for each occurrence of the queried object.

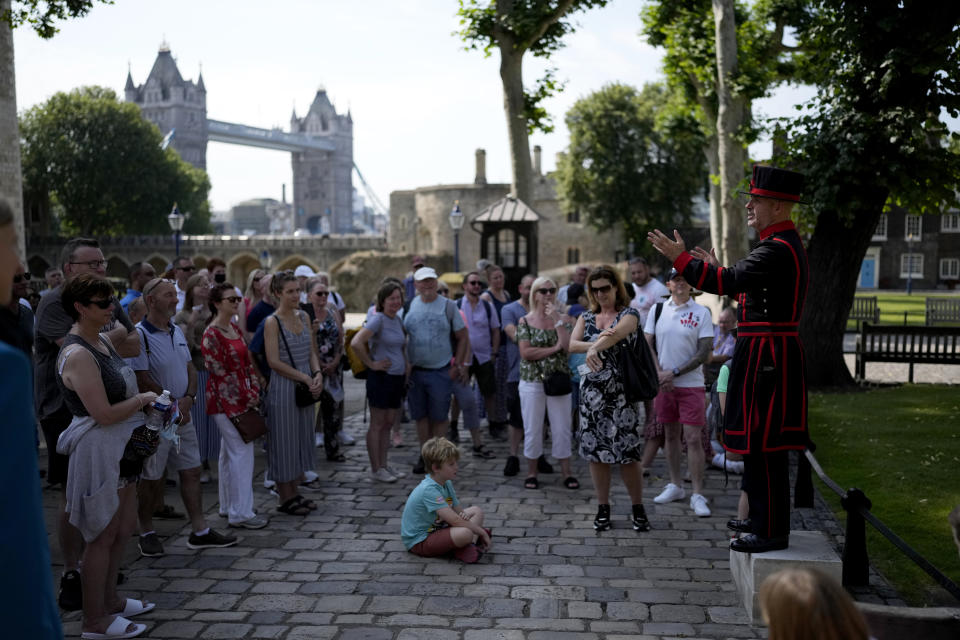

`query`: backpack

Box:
[343,325,368,379]
[403,295,460,354]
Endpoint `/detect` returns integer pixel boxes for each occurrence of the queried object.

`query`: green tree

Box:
[1,0,111,257]
[781,0,960,387]
[20,86,211,236]
[641,0,803,265]
[456,0,609,204]
[556,82,705,246]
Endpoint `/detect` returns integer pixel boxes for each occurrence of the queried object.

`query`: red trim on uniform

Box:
[716,267,725,296]
[781,336,788,428]
[696,265,708,290]
[759,220,796,241]
[750,187,800,202]
[739,321,799,327]
[738,331,798,337]
[674,251,694,274]
[773,237,802,321]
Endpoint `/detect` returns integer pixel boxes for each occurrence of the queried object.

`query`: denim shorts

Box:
[366,371,405,410]
[407,366,452,422]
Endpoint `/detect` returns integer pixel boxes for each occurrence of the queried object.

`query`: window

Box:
[905,214,922,240]
[567,247,581,265]
[872,214,887,241]
[567,209,580,224]
[498,229,516,268]
[899,254,923,278]
[942,213,960,233]
[940,258,960,280]
[399,216,407,230]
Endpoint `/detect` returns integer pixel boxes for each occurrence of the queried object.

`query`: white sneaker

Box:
[339,430,356,446]
[385,465,407,480]
[653,483,686,504]
[315,433,324,447]
[303,470,319,483]
[263,478,276,489]
[690,493,711,517]
[372,468,397,483]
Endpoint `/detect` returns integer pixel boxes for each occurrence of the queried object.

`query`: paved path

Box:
[43,374,909,639]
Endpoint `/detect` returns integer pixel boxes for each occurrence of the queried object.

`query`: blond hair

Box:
[421,437,460,474]
[759,568,869,640]
[527,276,557,310]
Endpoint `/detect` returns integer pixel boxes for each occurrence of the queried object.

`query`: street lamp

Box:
[906,232,915,295]
[167,203,185,257]
[449,200,464,272]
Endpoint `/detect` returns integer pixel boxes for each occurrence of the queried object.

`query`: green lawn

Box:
[809,385,960,605]
[848,292,960,329]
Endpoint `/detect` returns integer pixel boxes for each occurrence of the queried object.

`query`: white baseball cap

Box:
[294,265,317,278]
[414,267,438,281]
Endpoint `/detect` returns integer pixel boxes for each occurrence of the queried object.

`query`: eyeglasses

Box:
[13,273,31,283]
[314,291,329,297]
[143,278,176,297]
[536,287,557,295]
[69,259,107,270]
[82,297,114,309]
[590,284,613,294]
[177,265,196,272]
[224,296,242,304]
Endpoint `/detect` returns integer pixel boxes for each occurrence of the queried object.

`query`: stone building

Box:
[125,44,208,170]
[389,148,624,278]
[290,90,354,235]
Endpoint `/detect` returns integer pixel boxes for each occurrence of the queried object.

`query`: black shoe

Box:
[729,533,789,553]
[58,569,82,611]
[726,518,753,533]
[594,504,611,531]
[412,456,426,474]
[631,504,651,532]
[447,422,460,443]
[503,455,520,476]
[488,423,508,441]
[537,454,554,474]
[187,529,238,550]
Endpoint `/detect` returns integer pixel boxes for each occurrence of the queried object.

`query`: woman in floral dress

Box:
[516,276,578,490]
[202,283,268,529]
[569,265,650,533]
[302,277,346,461]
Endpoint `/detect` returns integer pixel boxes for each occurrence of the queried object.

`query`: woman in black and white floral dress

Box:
[570,265,650,533]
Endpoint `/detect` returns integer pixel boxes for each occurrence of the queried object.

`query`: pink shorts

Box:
[409,527,457,557]
[655,386,706,426]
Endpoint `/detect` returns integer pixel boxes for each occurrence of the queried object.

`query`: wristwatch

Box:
[185,392,196,400]
[672,367,680,377]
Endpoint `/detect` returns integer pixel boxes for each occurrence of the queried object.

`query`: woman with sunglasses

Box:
[302,277,346,462]
[56,273,159,639]
[238,269,266,332]
[175,272,218,483]
[569,265,650,532]
[201,284,269,530]
[516,276,578,490]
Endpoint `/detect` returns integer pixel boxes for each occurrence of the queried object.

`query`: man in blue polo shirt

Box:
[118,261,156,312]
[130,278,237,557]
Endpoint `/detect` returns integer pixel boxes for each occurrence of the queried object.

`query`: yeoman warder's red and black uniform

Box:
[673,168,809,548]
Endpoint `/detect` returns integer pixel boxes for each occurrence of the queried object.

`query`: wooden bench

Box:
[856,322,960,383]
[849,296,880,330]
[926,297,960,326]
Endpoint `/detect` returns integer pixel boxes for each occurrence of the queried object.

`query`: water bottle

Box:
[146,390,173,432]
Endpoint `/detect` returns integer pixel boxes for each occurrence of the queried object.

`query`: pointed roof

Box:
[197,71,205,91]
[125,70,136,91]
[471,195,541,224]
[146,48,184,89]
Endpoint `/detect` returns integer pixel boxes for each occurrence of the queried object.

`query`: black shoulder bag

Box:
[274,313,319,408]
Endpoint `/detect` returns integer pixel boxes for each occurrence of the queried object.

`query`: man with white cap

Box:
[294,265,317,304]
[403,266,468,474]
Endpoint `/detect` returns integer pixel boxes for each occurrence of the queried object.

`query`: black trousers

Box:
[743,450,790,539]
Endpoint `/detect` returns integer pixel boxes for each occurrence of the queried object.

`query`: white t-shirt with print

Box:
[644,297,713,389]
[631,279,669,325]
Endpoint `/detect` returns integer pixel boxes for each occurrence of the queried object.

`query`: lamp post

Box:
[449,200,465,272]
[167,203,185,257]
[906,232,915,295]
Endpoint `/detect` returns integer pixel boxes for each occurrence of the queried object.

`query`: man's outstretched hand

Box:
[647,229,687,263]
[689,246,720,268]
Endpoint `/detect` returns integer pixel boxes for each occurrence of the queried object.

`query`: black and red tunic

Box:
[674,220,809,454]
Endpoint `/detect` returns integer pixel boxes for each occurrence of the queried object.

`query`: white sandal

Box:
[80,615,147,639]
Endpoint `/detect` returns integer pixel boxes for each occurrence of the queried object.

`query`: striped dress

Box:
[266,311,316,484]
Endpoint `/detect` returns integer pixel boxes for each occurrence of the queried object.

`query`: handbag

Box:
[275,313,320,408]
[619,331,659,403]
[543,370,572,396]
[230,409,267,444]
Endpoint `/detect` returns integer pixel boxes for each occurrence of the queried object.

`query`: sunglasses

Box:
[223,296,242,304]
[467,281,482,287]
[536,287,557,295]
[82,297,114,309]
[143,278,177,297]
[314,290,329,297]
[590,284,613,294]
[177,265,196,272]
[13,273,31,283]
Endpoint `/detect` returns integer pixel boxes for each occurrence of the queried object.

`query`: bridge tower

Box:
[290,89,354,234]
[126,44,208,170]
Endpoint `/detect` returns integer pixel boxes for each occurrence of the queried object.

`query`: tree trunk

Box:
[800,195,886,389]
[712,0,748,265]
[703,134,722,257]
[499,45,534,204]
[0,0,25,260]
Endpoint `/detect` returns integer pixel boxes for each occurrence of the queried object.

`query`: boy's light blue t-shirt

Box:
[401,475,460,549]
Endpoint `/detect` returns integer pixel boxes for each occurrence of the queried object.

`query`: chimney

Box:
[533,145,542,176]
[281,183,287,204]
[475,148,487,185]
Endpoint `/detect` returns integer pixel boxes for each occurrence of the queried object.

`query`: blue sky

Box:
[15,0,814,214]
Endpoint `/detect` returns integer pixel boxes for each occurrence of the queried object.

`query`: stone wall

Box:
[330,251,454,311]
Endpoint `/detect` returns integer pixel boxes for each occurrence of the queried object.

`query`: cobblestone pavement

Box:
[42,371,917,639]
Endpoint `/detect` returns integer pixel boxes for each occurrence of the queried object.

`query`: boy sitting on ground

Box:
[401,437,492,563]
